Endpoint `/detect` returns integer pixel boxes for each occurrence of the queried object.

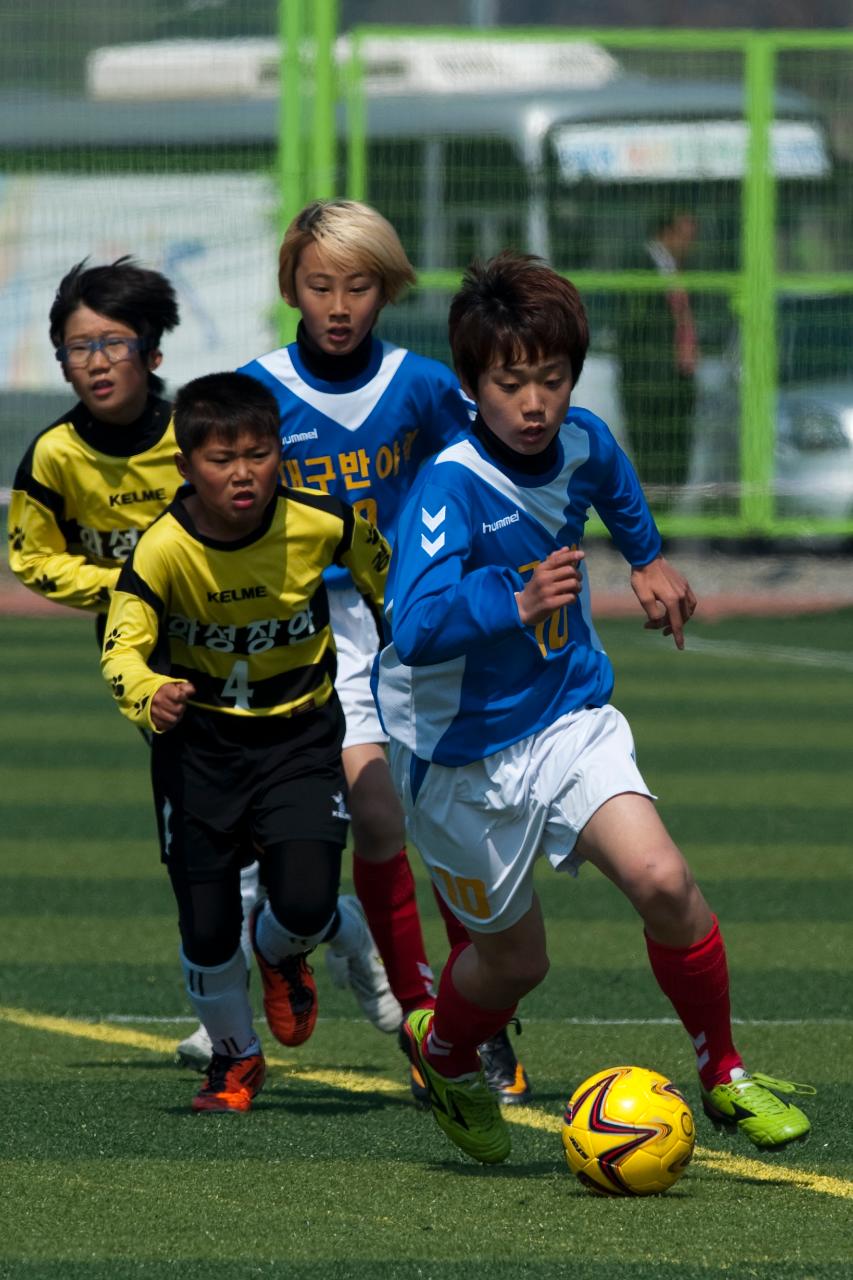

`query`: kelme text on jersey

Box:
[206,585,269,603]
[109,488,167,507]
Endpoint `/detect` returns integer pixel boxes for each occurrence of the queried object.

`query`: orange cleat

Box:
[192,1051,266,1113]
[250,905,318,1047]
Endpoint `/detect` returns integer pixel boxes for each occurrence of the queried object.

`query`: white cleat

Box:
[325,895,403,1034]
[175,1023,213,1072]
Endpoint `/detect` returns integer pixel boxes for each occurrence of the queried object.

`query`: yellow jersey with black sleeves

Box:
[101,484,389,732]
[7,396,178,614]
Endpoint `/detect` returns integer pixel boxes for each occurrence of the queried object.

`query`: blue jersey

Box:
[239,338,472,589]
[373,407,662,766]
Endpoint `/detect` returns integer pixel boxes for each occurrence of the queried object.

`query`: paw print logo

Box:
[133,694,150,715]
[8,526,24,551]
[110,674,125,699]
[104,628,122,653]
[34,573,58,594]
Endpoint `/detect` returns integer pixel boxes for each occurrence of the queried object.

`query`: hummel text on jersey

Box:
[483,511,520,534]
[206,586,269,603]
[109,488,167,507]
[282,428,319,446]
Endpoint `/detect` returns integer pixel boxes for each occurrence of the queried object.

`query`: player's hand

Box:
[630,555,697,650]
[516,547,585,626]
[151,681,196,732]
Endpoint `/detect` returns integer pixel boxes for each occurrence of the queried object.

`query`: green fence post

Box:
[740,34,778,534]
[345,30,367,203]
[312,0,338,200]
[278,0,305,345]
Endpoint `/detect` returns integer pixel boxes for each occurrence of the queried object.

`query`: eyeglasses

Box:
[56,336,147,368]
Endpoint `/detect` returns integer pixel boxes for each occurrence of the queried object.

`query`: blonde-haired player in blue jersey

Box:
[102,371,392,1113]
[239,199,533,1106]
[377,251,813,1164]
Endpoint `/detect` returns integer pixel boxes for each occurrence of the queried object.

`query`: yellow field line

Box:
[0,1005,406,1095]
[501,1104,853,1201]
[3,1005,850,1201]
[0,1006,181,1055]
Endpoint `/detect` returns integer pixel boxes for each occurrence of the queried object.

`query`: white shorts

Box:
[329,585,387,751]
[389,704,653,934]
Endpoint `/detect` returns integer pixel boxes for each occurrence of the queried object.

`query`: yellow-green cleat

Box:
[401,1009,511,1164]
[702,1070,814,1148]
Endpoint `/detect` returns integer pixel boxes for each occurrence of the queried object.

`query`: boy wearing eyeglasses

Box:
[6,259,260,1064]
[8,256,180,626]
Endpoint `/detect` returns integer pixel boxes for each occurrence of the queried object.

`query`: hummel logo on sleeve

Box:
[483,511,520,534]
[421,505,446,557]
[422,506,446,532]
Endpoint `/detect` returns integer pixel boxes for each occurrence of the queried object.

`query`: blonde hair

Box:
[278,199,416,305]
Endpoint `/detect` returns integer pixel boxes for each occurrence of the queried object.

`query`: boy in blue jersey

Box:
[239,200,532,1105]
[377,251,813,1163]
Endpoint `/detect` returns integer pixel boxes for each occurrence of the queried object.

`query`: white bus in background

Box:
[2,34,851,522]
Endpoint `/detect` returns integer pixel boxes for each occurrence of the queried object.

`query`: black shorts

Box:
[150,696,348,882]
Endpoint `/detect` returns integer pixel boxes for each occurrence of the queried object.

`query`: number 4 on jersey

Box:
[222,659,254,709]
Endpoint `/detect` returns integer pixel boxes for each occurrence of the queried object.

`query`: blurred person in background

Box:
[617,210,699,504]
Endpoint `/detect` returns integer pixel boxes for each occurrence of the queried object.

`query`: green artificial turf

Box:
[1,610,851,1279]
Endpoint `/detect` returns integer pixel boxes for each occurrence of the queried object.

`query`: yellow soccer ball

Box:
[562,1065,695,1196]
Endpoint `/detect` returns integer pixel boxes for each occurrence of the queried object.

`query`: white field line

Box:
[684,634,853,672]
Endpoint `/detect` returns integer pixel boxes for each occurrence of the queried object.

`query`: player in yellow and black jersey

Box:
[8,257,180,635]
[102,371,392,1114]
[9,398,177,617]
[102,461,387,727]
[6,258,250,1069]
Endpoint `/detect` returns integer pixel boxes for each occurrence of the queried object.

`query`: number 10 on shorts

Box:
[433,866,491,920]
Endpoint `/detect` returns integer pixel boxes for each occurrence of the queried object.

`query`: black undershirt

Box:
[472,412,559,476]
[71,393,172,458]
[295,320,374,384]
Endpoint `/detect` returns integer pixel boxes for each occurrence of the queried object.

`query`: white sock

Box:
[326,895,367,958]
[240,860,262,971]
[180,946,255,1058]
[255,900,335,964]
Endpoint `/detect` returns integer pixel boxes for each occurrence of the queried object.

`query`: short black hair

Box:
[449,250,589,393]
[173,372,281,456]
[50,256,179,393]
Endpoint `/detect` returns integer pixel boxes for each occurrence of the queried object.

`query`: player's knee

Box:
[637,856,697,924]
[517,952,549,994]
[180,927,241,971]
[349,804,406,860]
[487,946,548,998]
[267,895,337,944]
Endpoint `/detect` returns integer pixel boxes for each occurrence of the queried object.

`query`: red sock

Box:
[423,943,517,1077]
[353,848,435,1014]
[645,915,743,1089]
[431,882,469,949]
